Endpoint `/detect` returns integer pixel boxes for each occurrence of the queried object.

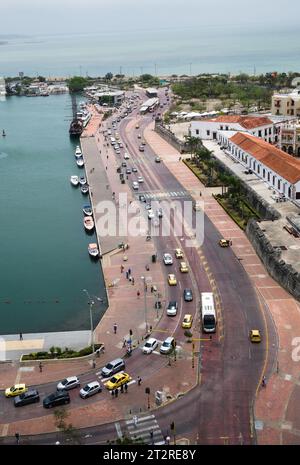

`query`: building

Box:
[190,115,275,143]
[146,87,158,98]
[271,88,300,117]
[217,131,300,201]
[277,121,300,156]
[0,77,6,98]
[86,86,125,106]
[140,97,159,114]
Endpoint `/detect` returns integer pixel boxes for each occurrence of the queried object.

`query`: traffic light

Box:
[170,421,175,431]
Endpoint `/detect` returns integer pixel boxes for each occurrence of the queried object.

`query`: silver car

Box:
[79,381,102,399]
[57,376,80,391]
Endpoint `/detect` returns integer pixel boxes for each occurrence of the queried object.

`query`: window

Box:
[258,130,262,137]
[273,176,276,185]
[225,126,229,130]
[268,172,270,182]
[265,129,267,136]
[220,125,223,130]
[278,179,281,189]
[257,165,260,174]
[263,169,265,178]
[269,128,272,134]
[206,130,210,136]
[196,129,199,135]
[296,192,300,199]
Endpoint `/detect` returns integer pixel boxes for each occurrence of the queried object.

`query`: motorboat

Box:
[84,216,94,231]
[75,145,82,156]
[70,175,79,186]
[88,243,99,258]
[79,175,87,185]
[83,205,93,216]
[76,157,84,167]
[81,185,89,195]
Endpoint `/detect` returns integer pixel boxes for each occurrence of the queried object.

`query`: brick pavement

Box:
[143,120,300,445]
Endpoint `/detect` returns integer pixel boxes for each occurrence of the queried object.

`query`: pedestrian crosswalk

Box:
[137,190,190,201]
[125,414,165,445]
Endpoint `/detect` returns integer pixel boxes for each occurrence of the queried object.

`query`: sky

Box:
[1,0,300,35]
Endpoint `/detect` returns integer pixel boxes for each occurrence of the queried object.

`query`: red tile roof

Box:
[212,115,273,129]
[230,132,300,183]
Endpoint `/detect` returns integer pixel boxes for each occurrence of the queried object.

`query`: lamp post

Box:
[82,289,103,354]
[141,276,148,333]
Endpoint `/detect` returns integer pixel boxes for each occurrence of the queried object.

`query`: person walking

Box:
[120,264,124,273]
[113,323,117,334]
[137,290,140,298]
[133,415,138,427]
[150,430,154,444]
[39,362,43,373]
[137,376,142,386]
[115,388,118,398]
[120,384,124,393]
[262,376,266,387]
[128,268,131,276]
[124,383,128,393]
[19,333,23,341]
[126,270,129,279]
[123,337,126,348]
[15,432,20,445]
[131,277,135,285]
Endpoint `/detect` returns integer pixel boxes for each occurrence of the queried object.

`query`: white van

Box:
[124,152,130,160]
[132,181,139,190]
[160,337,175,355]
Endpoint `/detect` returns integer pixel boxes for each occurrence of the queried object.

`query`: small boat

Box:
[76,157,84,167]
[75,145,82,156]
[70,175,79,186]
[81,185,89,195]
[88,243,99,258]
[2,130,6,137]
[84,216,94,231]
[79,175,87,185]
[83,205,93,216]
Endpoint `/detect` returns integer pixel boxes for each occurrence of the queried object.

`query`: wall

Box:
[246,219,300,301]
[154,120,191,153]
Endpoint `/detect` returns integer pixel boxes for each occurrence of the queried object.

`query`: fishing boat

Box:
[75,145,82,156]
[84,216,94,231]
[83,205,93,216]
[79,175,87,185]
[76,157,84,167]
[88,243,99,258]
[81,185,89,195]
[70,175,79,186]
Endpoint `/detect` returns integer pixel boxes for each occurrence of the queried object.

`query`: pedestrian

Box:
[133,415,138,427]
[120,384,124,393]
[137,376,142,386]
[39,362,43,373]
[129,276,132,283]
[115,388,118,398]
[121,264,124,273]
[128,268,131,275]
[131,277,135,285]
[126,271,129,279]
[111,389,115,397]
[19,332,23,341]
[15,432,20,444]
[151,285,154,293]
[165,435,170,445]
[113,323,117,334]
[150,430,154,443]
[199,191,202,197]
[92,360,96,369]
[123,338,126,348]
[145,284,148,292]
[262,376,266,387]
[137,290,140,298]
[124,383,128,393]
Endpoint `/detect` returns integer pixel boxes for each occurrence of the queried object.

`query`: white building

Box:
[190,115,275,143]
[0,77,6,98]
[217,131,300,201]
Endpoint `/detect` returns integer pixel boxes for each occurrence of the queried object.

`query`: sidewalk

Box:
[143,120,300,445]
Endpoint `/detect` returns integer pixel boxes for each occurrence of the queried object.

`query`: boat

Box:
[79,175,87,185]
[76,157,84,167]
[84,216,94,231]
[88,243,99,258]
[70,175,79,186]
[75,146,82,158]
[83,205,93,216]
[2,130,6,137]
[81,185,89,195]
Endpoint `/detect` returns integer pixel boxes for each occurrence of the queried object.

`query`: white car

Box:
[163,253,173,265]
[142,338,158,354]
[148,209,155,219]
[57,376,80,391]
[166,301,178,316]
[132,181,139,190]
[79,381,102,399]
[137,176,144,183]
[124,152,130,160]
[115,149,121,154]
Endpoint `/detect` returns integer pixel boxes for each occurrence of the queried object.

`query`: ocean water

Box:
[0,95,106,334]
[1,24,300,77]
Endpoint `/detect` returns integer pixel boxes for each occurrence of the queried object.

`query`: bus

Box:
[201,292,216,333]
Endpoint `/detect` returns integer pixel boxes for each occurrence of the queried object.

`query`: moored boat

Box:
[70,175,79,186]
[84,216,94,231]
[75,145,82,156]
[79,175,87,185]
[88,243,99,258]
[76,157,84,167]
[81,185,89,195]
[83,205,93,216]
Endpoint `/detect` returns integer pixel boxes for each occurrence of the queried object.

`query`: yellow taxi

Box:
[182,314,193,329]
[219,239,230,247]
[250,330,261,343]
[175,248,183,259]
[104,372,131,390]
[180,262,189,273]
[168,274,177,286]
[5,383,28,398]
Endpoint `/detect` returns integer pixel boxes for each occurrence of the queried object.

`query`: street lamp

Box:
[82,289,103,354]
[141,276,148,333]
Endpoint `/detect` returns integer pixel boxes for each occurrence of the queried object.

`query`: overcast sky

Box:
[1,0,300,35]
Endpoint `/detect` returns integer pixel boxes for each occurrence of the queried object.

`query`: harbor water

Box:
[0,95,106,334]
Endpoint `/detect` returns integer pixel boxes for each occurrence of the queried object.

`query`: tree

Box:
[67,76,88,93]
[105,72,113,81]
[37,76,46,82]
[184,135,202,160]
[53,408,82,444]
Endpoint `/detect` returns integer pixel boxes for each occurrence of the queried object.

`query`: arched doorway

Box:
[288,146,294,155]
[282,145,287,152]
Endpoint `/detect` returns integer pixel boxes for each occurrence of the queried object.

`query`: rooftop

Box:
[211,115,273,129]
[230,132,300,183]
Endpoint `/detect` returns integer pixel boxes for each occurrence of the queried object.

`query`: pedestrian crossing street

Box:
[137,190,190,201]
[125,414,165,445]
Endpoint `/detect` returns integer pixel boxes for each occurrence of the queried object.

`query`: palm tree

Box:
[184,135,202,160]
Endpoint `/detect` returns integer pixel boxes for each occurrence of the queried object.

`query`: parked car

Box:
[183,289,193,302]
[167,301,178,316]
[14,389,40,407]
[43,391,70,409]
[142,338,158,354]
[57,376,80,391]
[124,152,130,159]
[79,381,102,399]
[160,337,176,355]
[126,168,132,174]
[132,181,139,190]
[101,358,125,378]
[132,167,138,173]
